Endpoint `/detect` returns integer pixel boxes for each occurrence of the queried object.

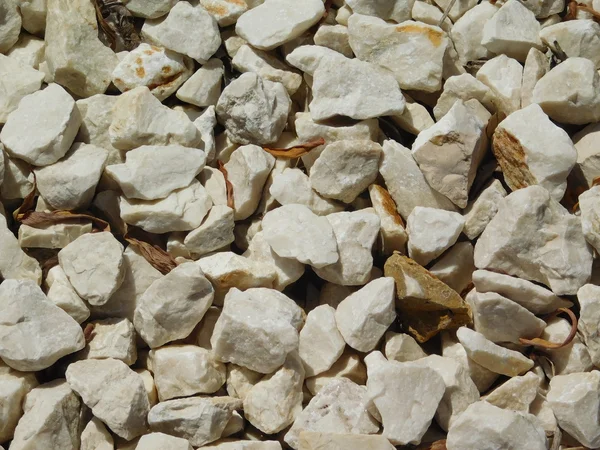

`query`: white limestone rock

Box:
[184,205,235,257]
[81,417,114,450]
[148,396,241,447]
[76,94,121,166]
[109,86,201,151]
[0,212,42,284]
[485,371,540,412]
[335,278,395,353]
[58,232,125,306]
[542,317,593,375]
[346,0,413,22]
[492,104,576,200]
[364,352,445,445]
[44,0,119,97]
[199,0,249,26]
[413,101,487,208]
[83,318,137,366]
[348,15,448,93]
[547,371,600,448]
[472,269,572,315]
[262,204,339,268]
[298,432,394,450]
[285,44,348,76]
[532,57,600,125]
[177,59,224,107]
[456,327,534,377]
[34,143,108,210]
[392,95,436,136]
[299,305,346,377]
[226,364,263,401]
[309,140,381,203]
[574,123,600,187]
[0,83,81,167]
[134,262,214,348]
[211,287,303,373]
[112,44,194,101]
[470,290,546,343]
[10,380,81,450]
[44,265,89,324]
[0,0,20,53]
[432,0,477,21]
[406,207,465,266]
[0,372,37,443]
[521,48,551,108]
[314,210,380,285]
[433,74,494,121]
[379,140,457,221]
[195,106,218,161]
[412,1,453,32]
[66,358,150,440]
[577,284,600,366]
[476,55,523,115]
[203,441,282,450]
[18,0,46,35]
[136,433,192,450]
[235,0,324,50]
[304,352,367,396]
[430,242,475,294]
[224,144,275,220]
[474,185,593,295]
[284,378,379,450]
[446,401,547,450]
[540,20,600,69]
[462,179,507,240]
[151,345,226,401]
[0,280,84,371]
[314,24,353,58]
[106,145,206,200]
[120,180,212,233]
[481,0,543,62]
[451,2,498,63]
[18,221,93,250]
[244,351,305,434]
[0,55,44,124]
[126,0,178,19]
[368,184,408,255]
[385,332,427,362]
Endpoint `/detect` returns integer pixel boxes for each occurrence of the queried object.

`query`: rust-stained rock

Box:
[383,252,472,343]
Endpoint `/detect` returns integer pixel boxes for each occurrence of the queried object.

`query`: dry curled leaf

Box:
[263,138,326,158]
[519,308,578,349]
[12,176,37,222]
[124,228,177,275]
[83,323,96,344]
[217,160,235,210]
[17,211,111,232]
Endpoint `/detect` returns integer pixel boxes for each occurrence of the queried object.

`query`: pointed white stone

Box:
[430,242,475,294]
[44,265,90,324]
[0,372,37,443]
[577,284,600,367]
[385,332,427,363]
[368,184,408,255]
[346,0,413,22]
[304,352,367,395]
[314,24,353,58]
[476,55,523,115]
[81,417,114,450]
[485,371,540,412]
[126,0,178,19]
[462,179,507,240]
[0,55,44,124]
[521,48,550,108]
[433,73,494,121]
[177,59,224,108]
[432,0,478,21]
[83,318,137,366]
[226,364,263,401]
[184,205,235,257]
[451,2,498,63]
[135,433,193,450]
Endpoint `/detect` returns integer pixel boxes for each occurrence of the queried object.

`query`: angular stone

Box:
[446,401,547,450]
[43,265,89,324]
[547,371,600,448]
[200,0,249,26]
[195,106,218,161]
[262,204,339,268]
[472,269,572,315]
[314,210,380,285]
[142,2,221,63]
[542,317,593,375]
[485,371,540,412]
[120,180,212,233]
[365,352,445,445]
[300,432,395,450]
[107,145,206,200]
[577,284,600,366]
[66,358,150,440]
[151,345,226,401]
[0,213,42,284]
[136,433,192,450]
[82,318,137,366]
[346,0,412,22]
[430,242,475,294]
[476,55,523,115]
[521,48,551,108]
[10,380,81,450]
[18,0,46,35]
[432,0,477,21]
[285,44,348,76]
[177,59,224,107]
[58,232,125,306]
[392,94,436,136]
[216,72,290,145]
[304,352,367,395]
[481,0,543,62]
[348,15,448,93]
[379,140,457,221]
[183,205,235,257]
[235,0,324,50]
[0,0,20,53]
[581,186,600,253]
[532,57,600,125]
[285,378,379,450]
[18,221,93,250]
[456,327,534,377]
[540,20,600,69]
[44,0,119,97]
[126,0,178,19]
[574,123,600,187]
[368,184,407,255]
[112,43,193,101]
[0,83,81,167]
[203,441,281,449]
[407,207,465,266]
[412,1,452,32]
[81,417,114,450]
[134,262,214,348]
[226,364,263,401]
[314,24,353,58]
[0,372,37,443]
[109,86,201,151]
[462,179,507,240]
[211,287,303,373]
[0,55,44,124]
[76,94,121,164]
[384,332,427,362]
[474,185,593,295]
[433,74,494,121]
[450,2,498,63]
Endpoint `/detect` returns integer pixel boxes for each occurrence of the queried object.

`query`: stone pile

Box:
[1,0,600,449]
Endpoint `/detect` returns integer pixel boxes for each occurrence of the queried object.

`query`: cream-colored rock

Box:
[521,48,550,108]
[66,358,150,440]
[203,441,281,450]
[446,401,547,450]
[541,20,600,68]
[83,318,137,365]
[120,180,212,233]
[574,123,600,187]
[299,305,345,377]
[148,396,241,447]
[200,0,249,26]
[580,184,600,252]
[0,83,81,167]
[76,94,121,167]
[142,2,221,63]
[368,185,407,255]
[18,0,46,35]
[177,59,224,107]
[0,55,44,124]
[134,262,214,348]
[314,210,380,285]
[18,221,93,250]
[451,2,498,63]
[485,371,540,412]
[0,212,41,284]
[0,372,37,443]
[305,352,367,395]
[474,185,593,295]
[314,24,353,58]
[384,332,427,362]
[235,0,324,50]
[44,265,90,324]
[81,417,114,450]
[476,55,523,115]
[184,205,235,257]
[1,150,34,200]
[0,0,20,53]
[542,317,593,375]
[226,364,263,401]
[194,106,218,161]
[456,327,534,376]
[211,287,303,373]
[472,269,572,315]
[136,433,192,450]
[392,95,436,136]
[285,378,379,449]
[6,33,45,69]
[433,74,494,121]
[578,284,600,366]
[462,179,507,240]
[298,432,394,450]
[126,0,178,18]
[433,0,478,21]
[44,0,118,97]
[412,1,453,32]
[112,43,194,101]
[346,0,412,22]
[151,345,226,401]
[430,242,475,294]
[135,368,158,407]
[58,232,125,306]
[532,57,600,125]
[216,72,291,145]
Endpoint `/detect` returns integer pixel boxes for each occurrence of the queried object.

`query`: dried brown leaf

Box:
[12,176,37,222]
[576,3,600,21]
[17,211,111,232]
[519,308,578,349]
[217,160,235,210]
[124,229,177,275]
[83,323,96,344]
[263,138,326,158]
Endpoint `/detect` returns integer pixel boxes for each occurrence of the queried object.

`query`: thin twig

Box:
[438,0,459,27]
